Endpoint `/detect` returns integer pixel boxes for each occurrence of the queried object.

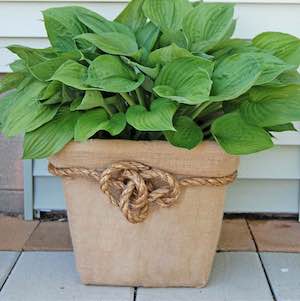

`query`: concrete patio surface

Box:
[0,216,299,300]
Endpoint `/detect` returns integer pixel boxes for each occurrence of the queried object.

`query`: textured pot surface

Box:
[49,140,239,287]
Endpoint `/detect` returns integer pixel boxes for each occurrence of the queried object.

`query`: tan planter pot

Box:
[49,139,239,287]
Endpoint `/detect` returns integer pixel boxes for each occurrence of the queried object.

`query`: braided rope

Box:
[48,161,237,224]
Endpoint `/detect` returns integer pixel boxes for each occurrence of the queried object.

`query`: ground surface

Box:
[0,216,299,301]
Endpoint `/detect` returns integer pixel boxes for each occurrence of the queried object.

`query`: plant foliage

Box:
[1,0,300,158]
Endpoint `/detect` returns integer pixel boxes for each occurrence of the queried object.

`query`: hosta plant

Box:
[1,0,300,159]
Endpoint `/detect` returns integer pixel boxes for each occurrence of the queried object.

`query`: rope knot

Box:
[48,161,237,224]
[99,162,180,224]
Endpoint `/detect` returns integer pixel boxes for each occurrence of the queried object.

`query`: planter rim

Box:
[49,139,239,177]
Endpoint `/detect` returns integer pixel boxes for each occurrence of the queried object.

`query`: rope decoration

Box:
[48,161,237,224]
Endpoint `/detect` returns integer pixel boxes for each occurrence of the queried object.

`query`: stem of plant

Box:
[102,103,113,117]
[135,87,145,106]
[191,101,212,120]
[200,119,214,130]
[196,103,222,120]
[120,93,136,106]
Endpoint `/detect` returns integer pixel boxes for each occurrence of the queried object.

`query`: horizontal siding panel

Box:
[238,146,300,179]
[33,145,300,179]
[1,2,300,38]
[33,176,300,213]
[226,179,299,213]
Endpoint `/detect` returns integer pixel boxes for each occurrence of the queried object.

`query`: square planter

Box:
[49,139,239,287]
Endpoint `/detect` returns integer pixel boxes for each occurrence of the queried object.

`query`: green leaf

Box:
[38,81,62,104]
[74,109,126,141]
[159,30,188,49]
[253,32,300,66]
[77,9,135,38]
[136,22,160,52]
[0,72,26,94]
[240,85,300,127]
[87,55,144,93]
[126,98,177,131]
[154,57,212,104]
[25,105,59,133]
[7,45,56,66]
[183,3,235,52]
[42,6,88,51]
[28,51,82,81]
[148,43,193,66]
[253,52,295,85]
[210,39,255,59]
[23,108,81,159]
[211,53,262,101]
[50,60,91,90]
[263,70,300,87]
[211,111,273,155]
[115,0,146,32]
[9,60,26,72]
[142,0,192,32]
[6,46,81,83]
[1,80,60,136]
[75,33,138,56]
[121,56,160,79]
[0,92,17,129]
[266,123,297,132]
[164,116,203,149]
[71,90,104,110]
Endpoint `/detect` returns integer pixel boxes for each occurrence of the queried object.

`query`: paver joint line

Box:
[0,252,22,292]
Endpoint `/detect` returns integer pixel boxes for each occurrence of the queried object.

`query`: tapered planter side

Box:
[49,139,239,287]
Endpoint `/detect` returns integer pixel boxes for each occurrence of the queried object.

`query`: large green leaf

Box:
[1,80,59,136]
[42,6,88,51]
[126,98,177,131]
[38,81,62,103]
[164,116,203,149]
[211,42,295,87]
[265,70,300,87]
[75,33,138,56]
[74,109,126,141]
[50,60,91,90]
[183,3,235,52]
[25,105,59,132]
[142,0,192,32]
[211,53,262,101]
[71,90,104,110]
[87,55,144,92]
[0,72,26,93]
[23,108,81,159]
[0,92,17,129]
[9,59,26,72]
[148,43,193,67]
[159,30,188,49]
[77,9,135,38]
[253,32,300,66]
[28,51,82,81]
[121,56,160,79]
[115,0,146,32]
[136,22,160,52]
[253,52,295,85]
[7,45,56,66]
[266,123,297,132]
[210,39,255,59]
[154,57,212,104]
[240,85,300,127]
[211,111,273,155]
